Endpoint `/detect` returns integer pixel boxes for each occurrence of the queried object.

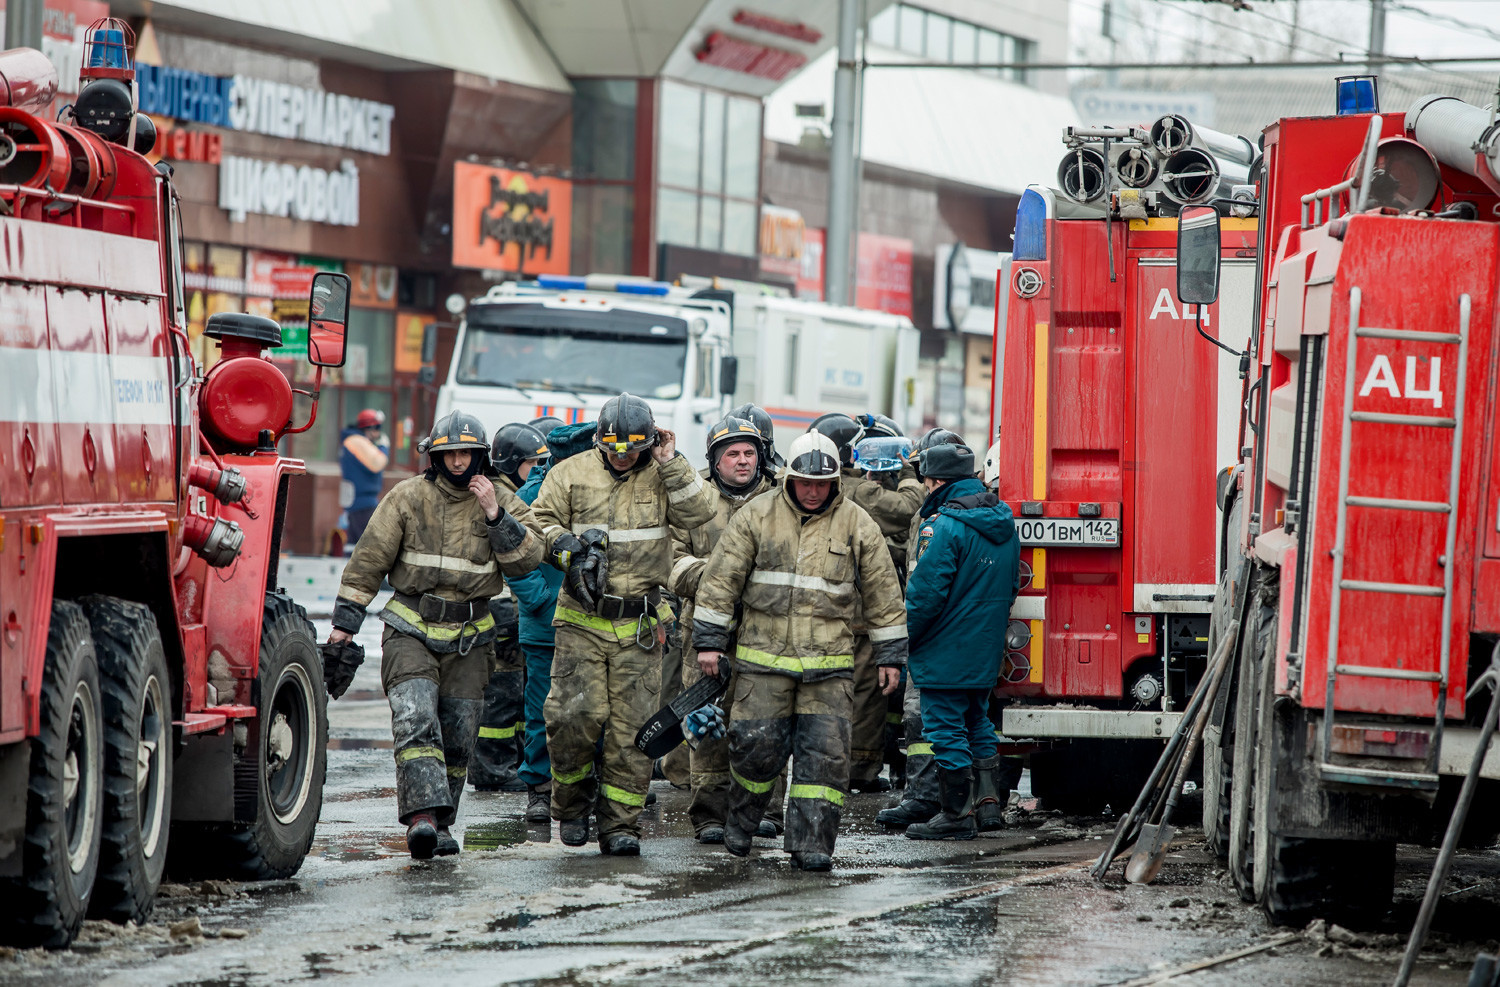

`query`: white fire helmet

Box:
[983,440,1001,490]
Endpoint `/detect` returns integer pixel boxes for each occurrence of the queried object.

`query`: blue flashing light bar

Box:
[1336,76,1379,115]
[536,275,587,290]
[1013,188,1048,261]
[614,281,671,296]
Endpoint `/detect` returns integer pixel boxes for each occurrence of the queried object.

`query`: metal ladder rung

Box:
[1333,664,1443,682]
[1339,579,1445,597]
[1350,411,1456,428]
[1318,762,1441,789]
[1355,326,1463,344]
[1344,495,1451,513]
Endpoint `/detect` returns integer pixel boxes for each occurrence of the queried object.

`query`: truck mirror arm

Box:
[281,366,324,436]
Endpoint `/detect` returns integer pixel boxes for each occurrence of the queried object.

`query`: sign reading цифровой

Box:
[136,64,395,156]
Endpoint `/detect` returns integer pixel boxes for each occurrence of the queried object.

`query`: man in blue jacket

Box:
[511,422,594,824]
[902,443,1020,840]
[339,409,389,545]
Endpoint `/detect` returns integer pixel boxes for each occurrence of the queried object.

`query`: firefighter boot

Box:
[471,660,526,791]
[559,816,590,847]
[436,696,483,828]
[434,827,460,856]
[906,767,977,841]
[406,813,439,859]
[791,852,833,872]
[974,755,1005,833]
[526,785,551,824]
[876,750,939,827]
[601,833,641,856]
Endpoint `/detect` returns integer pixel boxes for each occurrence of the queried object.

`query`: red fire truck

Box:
[991,117,1259,810]
[1196,90,1500,923]
[0,27,338,947]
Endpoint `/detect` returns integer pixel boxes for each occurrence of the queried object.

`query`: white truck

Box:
[433,274,921,467]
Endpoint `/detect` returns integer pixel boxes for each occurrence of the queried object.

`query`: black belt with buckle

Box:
[416,593,491,624]
[595,588,661,621]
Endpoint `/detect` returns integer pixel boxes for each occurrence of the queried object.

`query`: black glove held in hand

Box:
[321,639,366,700]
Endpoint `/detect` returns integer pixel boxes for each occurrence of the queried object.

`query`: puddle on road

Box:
[464,819,530,851]
[326,737,393,751]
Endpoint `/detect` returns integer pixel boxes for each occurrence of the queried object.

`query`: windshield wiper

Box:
[557,382,615,394]
[511,378,594,405]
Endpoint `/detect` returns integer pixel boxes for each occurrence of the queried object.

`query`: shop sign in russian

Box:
[795,228,914,318]
[219,155,360,226]
[451,163,572,275]
[759,205,804,279]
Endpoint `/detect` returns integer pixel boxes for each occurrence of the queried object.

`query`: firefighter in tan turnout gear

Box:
[669,414,780,844]
[693,431,909,871]
[533,393,717,855]
[328,411,544,858]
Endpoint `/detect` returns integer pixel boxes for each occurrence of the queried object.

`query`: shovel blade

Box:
[1124,821,1174,885]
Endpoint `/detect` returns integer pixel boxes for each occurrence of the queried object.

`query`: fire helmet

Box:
[808,412,862,467]
[596,393,658,455]
[420,411,489,456]
[731,402,782,469]
[856,412,903,440]
[784,432,841,481]
[983,440,1001,488]
[707,415,763,463]
[355,408,385,429]
[491,422,549,476]
[530,414,565,437]
[912,426,964,480]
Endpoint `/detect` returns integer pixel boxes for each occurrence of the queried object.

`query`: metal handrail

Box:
[1301,114,1383,229]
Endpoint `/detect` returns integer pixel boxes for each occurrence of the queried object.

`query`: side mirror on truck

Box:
[1176,205,1221,306]
[307,271,351,368]
[719,355,739,397]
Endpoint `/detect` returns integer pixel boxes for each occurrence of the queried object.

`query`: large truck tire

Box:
[1203,497,1246,859]
[1030,739,1164,815]
[1228,563,1277,901]
[80,596,172,925]
[171,593,326,881]
[0,601,105,948]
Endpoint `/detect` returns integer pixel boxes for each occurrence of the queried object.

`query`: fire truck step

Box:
[1333,664,1444,682]
[1349,411,1457,428]
[1354,326,1464,344]
[1318,762,1441,790]
[1344,495,1452,513]
[1339,579,1446,597]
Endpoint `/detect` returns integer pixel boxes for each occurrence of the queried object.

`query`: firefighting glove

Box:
[487,597,519,644]
[320,639,365,700]
[682,703,726,750]
[550,531,585,572]
[565,529,610,610]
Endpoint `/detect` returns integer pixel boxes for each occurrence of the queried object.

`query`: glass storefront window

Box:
[952,20,977,63]
[977,28,1002,76]
[897,6,925,54]
[701,90,725,195]
[348,308,395,387]
[571,184,634,275]
[724,98,760,201]
[658,81,702,189]
[658,187,699,249]
[924,12,951,60]
[723,200,757,257]
[698,196,722,252]
[869,6,897,47]
[573,79,637,181]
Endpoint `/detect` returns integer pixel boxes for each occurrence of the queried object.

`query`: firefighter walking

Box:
[532,393,717,855]
[469,422,552,792]
[669,414,781,844]
[693,431,908,870]
[327,412,544,858]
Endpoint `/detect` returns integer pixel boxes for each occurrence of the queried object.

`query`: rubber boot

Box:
[724,823,753,857]
[697,825,725,845]
[526,786,551,824]
[601,833,640,856]
[906,766,977,841]
[406,813,439,859]
[559,816,590,847]
[876,798,940,828]
[973,755,1004,833]
[434,827,460,856]
[791,852,832,871]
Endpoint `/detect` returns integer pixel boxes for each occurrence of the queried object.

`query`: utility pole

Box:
[1367,0,1386,73]
[825,0,859,307]
[4,0,45,51]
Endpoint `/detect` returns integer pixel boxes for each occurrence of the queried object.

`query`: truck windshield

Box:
[456,320,688,400]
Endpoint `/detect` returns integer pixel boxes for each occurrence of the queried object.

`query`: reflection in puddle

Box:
[463,819,530,851]
[327,737,394,751]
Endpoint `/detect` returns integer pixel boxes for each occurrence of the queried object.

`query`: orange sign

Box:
[394,311,428,374]
[452,162,572,275]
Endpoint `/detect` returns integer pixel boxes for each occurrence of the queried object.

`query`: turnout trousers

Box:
[380,626,488,825]
[726,671,853,857]
[848,635,887,785]
[470,635,526,789]
[544,620,662,842]
[899,681,940,805]
[680,653,785,834]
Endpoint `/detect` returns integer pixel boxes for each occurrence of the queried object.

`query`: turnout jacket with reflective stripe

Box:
[335,473,544,632]
[669,471,776,650]
[692,480,909,680]
[532,450,718,632]
[843,464,923,569]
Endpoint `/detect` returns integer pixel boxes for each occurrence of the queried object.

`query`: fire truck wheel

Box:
[1203,496,1247,861]
[1228,564,1278,902]
[0,601,104,948]
[80,596,173,926]
[223,593,327,880]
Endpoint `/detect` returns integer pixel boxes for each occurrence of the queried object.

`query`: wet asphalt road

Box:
[1,616,1494,986]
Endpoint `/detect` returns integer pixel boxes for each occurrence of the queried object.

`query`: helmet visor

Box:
[787,447,840,479]
[853,436,913,473]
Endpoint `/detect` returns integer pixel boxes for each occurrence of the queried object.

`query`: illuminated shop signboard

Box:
[137,64,395,155]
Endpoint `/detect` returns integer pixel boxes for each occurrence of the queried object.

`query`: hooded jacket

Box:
[693,475,908,680]
[904,477,1020,690]
[510,423,594,648]
[333,470,545,651]
[532,436,718,641]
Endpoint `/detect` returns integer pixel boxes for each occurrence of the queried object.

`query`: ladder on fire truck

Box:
[1320,288,1471,791]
